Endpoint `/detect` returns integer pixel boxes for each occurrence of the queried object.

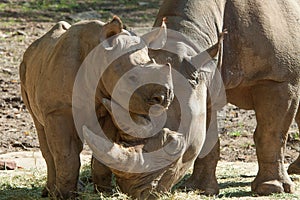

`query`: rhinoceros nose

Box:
[149,94,165,105]
[148,89,173,108]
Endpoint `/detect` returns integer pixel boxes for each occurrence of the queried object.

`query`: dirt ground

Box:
[0,0,299,167]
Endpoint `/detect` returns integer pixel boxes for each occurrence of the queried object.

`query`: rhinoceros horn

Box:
[83,125,185,173]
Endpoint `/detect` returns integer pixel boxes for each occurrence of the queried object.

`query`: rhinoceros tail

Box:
[19,61,26,87]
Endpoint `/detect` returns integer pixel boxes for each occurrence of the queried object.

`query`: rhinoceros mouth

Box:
[102,97,162,139]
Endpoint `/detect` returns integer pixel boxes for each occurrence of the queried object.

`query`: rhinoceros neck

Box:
[155,0,226,52]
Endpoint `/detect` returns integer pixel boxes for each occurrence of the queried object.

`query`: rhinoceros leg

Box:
[180,110,220,195]
[21,88,56,197]
[251,82,297,195]
[35,120,56,197]
[30,117,56,197]
[288,109,300,175]
[91,157,113,193]
[180,140,219,195]
[91,112,118,193]
[44,111,83,199]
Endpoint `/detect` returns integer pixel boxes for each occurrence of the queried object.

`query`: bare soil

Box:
[0,0,299,166]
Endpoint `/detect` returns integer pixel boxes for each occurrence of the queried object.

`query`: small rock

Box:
[15,114,21,119]
[6,114,14,119]
[11,97,21,102]
[11,141,28,149]
[291,176,300,182]
[0,160,17,170]
[12,108,19,113]
[36,24,44,29]
[16,30,27,36]
[0,32,8,38]
[138,2,149,6]
[2,68,12,75]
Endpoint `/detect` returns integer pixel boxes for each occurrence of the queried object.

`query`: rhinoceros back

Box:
[223,0,300,88]
[20,20,104,125]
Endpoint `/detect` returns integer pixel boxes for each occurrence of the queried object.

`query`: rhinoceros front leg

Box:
[180,110,220,195]
[91,157,113,192]
[91,111,118,193]
[44,110,83,199]
[251,82,297,195]
[181,140,220,195]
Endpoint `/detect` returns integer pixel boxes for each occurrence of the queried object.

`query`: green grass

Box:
[241,142,255,149]
[290,132,300,141]
[227,131,242,137]
[1,162,299,200]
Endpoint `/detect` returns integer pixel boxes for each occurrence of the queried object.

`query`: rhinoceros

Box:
[150,0,300,196]
[20,15,222,199]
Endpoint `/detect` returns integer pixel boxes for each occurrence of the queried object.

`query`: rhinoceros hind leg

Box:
[45,111,83,199]
[21,88,56,197]
[251,82,297,195]
[32,119,56,197]
[180,140,220,195]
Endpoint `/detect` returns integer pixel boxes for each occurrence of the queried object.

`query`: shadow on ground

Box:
[0,187,43,200]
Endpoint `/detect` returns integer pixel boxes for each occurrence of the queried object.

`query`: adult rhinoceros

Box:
[150,0,300,196]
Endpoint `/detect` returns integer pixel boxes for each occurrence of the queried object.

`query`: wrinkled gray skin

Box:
[19,17,188,199]
[151,0,300,196]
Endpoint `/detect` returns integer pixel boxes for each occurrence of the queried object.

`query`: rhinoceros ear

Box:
[141,17,167,50]
[100,16,123,40]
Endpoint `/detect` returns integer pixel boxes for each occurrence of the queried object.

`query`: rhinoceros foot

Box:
[180,175,219,195]
[251,178,295,195]
[288,159,300,175]
[179,141,220,196]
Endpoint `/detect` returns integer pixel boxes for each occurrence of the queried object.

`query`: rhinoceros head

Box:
[96,17,173,117]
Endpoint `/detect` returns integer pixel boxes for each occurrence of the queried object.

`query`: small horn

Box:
[83,126,185,173]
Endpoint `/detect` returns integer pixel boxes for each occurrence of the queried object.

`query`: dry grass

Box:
[0,162,299,200]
